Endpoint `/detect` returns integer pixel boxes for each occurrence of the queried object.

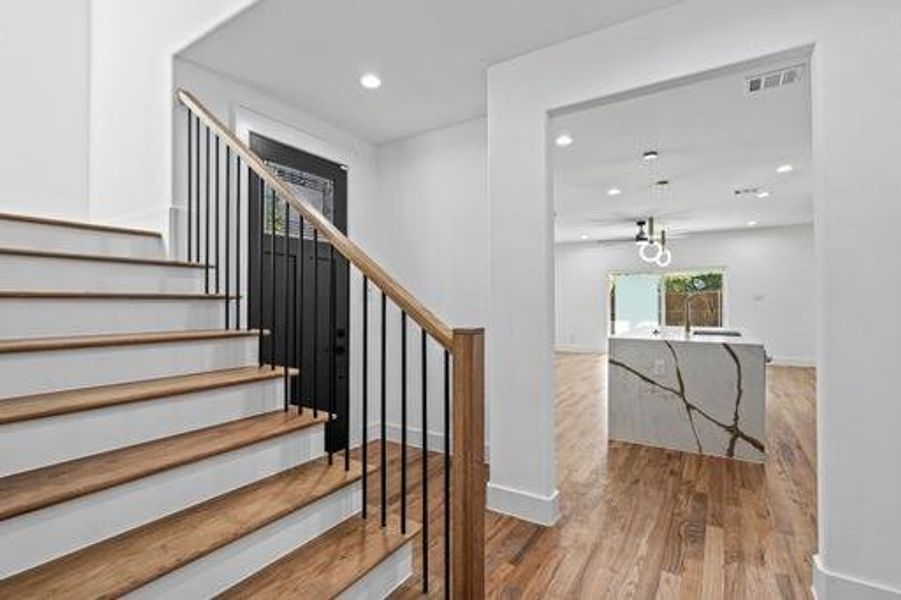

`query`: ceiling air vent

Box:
[746,65,803,94]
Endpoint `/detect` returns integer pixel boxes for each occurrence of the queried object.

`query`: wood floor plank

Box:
[0,366,297,424]
[220,515,420,599]
[0,329,262,354]
[0,410,325,520]
[0,457,366,599]
[388,354,817,598]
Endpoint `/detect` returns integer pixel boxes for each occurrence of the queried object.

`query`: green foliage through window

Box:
[664,272,723,294]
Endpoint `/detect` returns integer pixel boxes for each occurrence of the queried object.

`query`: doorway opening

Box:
[547,49,818,595]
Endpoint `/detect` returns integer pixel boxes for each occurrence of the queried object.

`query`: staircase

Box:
[0,212,420,598]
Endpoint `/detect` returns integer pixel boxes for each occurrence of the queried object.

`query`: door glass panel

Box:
[263,161,335,239]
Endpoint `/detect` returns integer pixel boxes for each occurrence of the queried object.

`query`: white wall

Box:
[556,225,817,364]
[487,0,901,596]
[89,0,256,233]
[0,0,90,219]
[375,118,489,447]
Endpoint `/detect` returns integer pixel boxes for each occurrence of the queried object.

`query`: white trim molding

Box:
[771,356,817,368]
[813,555,901,600]
[487,482,560,526]
[554,344,604,355]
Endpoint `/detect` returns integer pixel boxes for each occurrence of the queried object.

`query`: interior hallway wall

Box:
[0,0,90,219]
[375,118,489,449]
[555,224,817,365]
[89,0,256,234]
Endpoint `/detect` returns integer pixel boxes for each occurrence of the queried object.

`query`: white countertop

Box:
[609,326,763,346]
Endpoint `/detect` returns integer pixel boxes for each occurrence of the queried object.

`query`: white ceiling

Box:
[179,0,680,143]
[552,57,813,244]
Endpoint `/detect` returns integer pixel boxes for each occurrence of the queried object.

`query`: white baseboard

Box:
[487,482,559,526]
[555,344,604,354]
[813,555,901,600]
[771,356,817,368]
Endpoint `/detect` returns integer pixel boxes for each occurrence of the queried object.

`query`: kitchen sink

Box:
[691,328,742,337]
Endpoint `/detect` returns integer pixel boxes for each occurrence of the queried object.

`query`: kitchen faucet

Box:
[684,292,706,336]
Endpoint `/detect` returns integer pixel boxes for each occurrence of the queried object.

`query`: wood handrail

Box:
[176,88,454,348]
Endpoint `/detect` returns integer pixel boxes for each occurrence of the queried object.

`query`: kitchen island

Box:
[608,326,766,462]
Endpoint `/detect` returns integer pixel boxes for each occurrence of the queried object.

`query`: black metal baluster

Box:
[205,127,210,294]
[298,215,305,414]
[443,348,451,600]
[344,256,351,471]
[421,329,429,593]
[236,158,242,330]
[328,244,336,465]
[257,179,264,366]
[380,290,387,528]
[194,116,200,263]
[187,111,193,262]
[294,214,301,414]
[362,275,369,518]
[401,311,408,534]
[313,229,319,419]
[224,147,231,329]
[283,200,290,411]
[214,136,220,295]
[269,190,276,371]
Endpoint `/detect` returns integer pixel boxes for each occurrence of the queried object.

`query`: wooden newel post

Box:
[451,328,485,598]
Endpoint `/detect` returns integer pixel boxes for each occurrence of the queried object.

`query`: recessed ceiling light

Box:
[555,134,574,147]
[580,234,589,240]
[607,187,622,196]
[776,164,794,174]
[359,73,382,89]
[747,220,758,227]
[643,150,659,161]
[756,191,771,198]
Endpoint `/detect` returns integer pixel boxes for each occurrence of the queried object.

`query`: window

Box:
[609,270,724,334]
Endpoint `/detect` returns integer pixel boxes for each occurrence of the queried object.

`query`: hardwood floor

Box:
[380,352,817,598]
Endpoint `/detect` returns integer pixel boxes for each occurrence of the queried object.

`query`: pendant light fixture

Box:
[635,217,673,267]
[638,218,663,262]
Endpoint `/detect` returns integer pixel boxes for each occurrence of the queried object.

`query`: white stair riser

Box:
[0,255,205,293]
[127,485,362,599]
[338,542,414,600]
[0,425,325,578]
[0,298,224,338]
[0,337,260,399]
[0,378,287,476]
[0,219,163,259]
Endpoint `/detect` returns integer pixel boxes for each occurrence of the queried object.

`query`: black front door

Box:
[248,133,349,453]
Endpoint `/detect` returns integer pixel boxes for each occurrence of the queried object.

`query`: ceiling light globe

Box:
[555,134,574,147]
[639,241,663,262]
[656,249,672,267]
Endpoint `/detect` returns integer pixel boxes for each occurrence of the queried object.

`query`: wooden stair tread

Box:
[221,515,420,599]
[0,458,366,598]
[0,329,263,355]
[0,211,161,237]
[0,246,203,268]
[0,290,227,300]
[0,366,297,424]
[0,410,326,520]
